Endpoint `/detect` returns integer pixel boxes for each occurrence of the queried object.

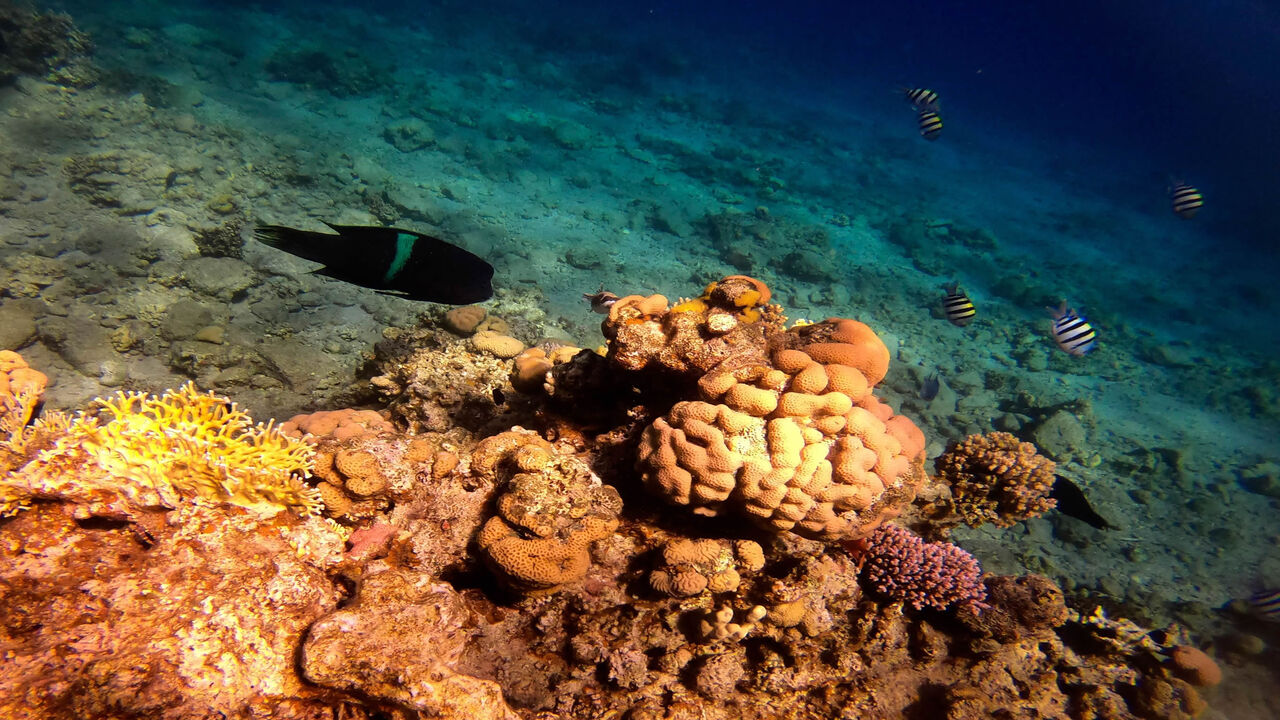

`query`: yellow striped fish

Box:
[941,282,976,326]
[1047,301,1097,356]
[1250,589,1280,620]
[1169,182,1204,219]
[901,87,940,112]
[918,110,943,141]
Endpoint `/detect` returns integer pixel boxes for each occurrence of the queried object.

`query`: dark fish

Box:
[918,110,943,141]
[901,87,940,112]
[1047,301,1097,356]
[1050,475,1113,529]
[254,223,494,304]
[583,286,619,314]
[919,371,941,401]
[1169,182,1204,219]
[1249,589,1280,620]
[941,282,976,326]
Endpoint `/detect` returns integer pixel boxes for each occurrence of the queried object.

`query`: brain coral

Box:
[935,431,1057,528]
[627,276,926,541]
[474,430,622,595]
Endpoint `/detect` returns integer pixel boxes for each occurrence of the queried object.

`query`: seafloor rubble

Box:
[0,277,1221,719]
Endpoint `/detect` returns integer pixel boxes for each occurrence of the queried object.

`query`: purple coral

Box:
[860,524,988,612]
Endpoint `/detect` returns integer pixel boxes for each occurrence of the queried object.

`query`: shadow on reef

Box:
[0,277,1225,719]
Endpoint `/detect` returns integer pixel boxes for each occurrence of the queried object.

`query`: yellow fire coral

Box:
[1,383,320,517]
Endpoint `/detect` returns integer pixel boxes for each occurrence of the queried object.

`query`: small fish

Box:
[1169,182,1204,219]
[583,286,620,314]
[1047,301,1097,356]
[919,370,941,401]
[941,282,976,326]
[901,87,940,112]
[1249,589,1280,620]
[254,223,493,304]
[1050,475,1113,529]
[918,109,943,141]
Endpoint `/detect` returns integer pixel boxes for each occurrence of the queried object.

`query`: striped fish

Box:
[1250,589,1280,620]
[1169,182,1204,219]
[1047,301,1097,356]
[918,110,943,141]
[941,282,976,326]
[902,87,940,112]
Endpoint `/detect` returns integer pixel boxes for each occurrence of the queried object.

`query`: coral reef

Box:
[301,569,520,719]
[649,537,765,597]
[857,522,988,611]
[0,275,1229,719]
[623,276,926,540]
[474,429,622,595]
[933,430,1058,528]
[0,501,346,719]
[0,1,94,86]
[1,382,320,518]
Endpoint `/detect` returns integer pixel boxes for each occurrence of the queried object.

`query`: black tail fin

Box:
[253,225,348,267]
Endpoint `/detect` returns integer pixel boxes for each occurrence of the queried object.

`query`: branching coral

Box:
[1,382,320,517]
[935,431,1057,528]
[859,523,988,611]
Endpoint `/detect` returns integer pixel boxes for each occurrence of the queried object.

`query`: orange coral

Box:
[649,537,765,597]
[474,430,622,595]
[281,408,393,441]
[625,280,925,541]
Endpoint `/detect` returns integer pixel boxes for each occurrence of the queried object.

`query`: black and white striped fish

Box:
[901,87,940,112]
[941,282,976,326]
[1169,182,1204,219]
[1249,589,1280,620]
[918,110,943,141]
[1047,301,1097,356]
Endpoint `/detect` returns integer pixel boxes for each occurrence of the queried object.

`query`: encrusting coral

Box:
[649,537,765,597]
[1,382,321,517]
[474,429,622,595]
[934,430,1057,528]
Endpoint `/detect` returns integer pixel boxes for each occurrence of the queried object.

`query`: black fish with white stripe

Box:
[254,223,494,304]
[941,282,976,326]
[1047,301,1097,356]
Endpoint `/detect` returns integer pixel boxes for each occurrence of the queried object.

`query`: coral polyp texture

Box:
[1,382,320,517]
[859,522,988,611]
[473,429,623,595]
[935,430,1058,528]
[624,276,926,540]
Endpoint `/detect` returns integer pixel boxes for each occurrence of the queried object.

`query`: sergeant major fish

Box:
[1047,301,1097,356]
[941,282,976,326]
